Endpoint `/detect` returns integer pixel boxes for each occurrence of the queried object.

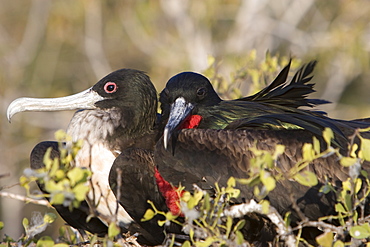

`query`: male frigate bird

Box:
[110,61,370,245]
[7,69,163,244]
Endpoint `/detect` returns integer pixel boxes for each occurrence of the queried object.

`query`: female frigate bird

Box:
[109,61,370,245]
[7,69,164,244]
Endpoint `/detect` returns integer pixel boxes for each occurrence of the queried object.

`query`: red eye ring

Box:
[104,82,117,93]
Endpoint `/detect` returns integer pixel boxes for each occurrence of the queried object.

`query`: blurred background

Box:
[1,0,370,241]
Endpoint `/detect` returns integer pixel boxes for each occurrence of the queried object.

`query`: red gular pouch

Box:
[179,115,202,129]
[154,167,185,216]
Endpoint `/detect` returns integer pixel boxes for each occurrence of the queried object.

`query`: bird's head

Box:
[159,72,221,149]
[7,69,158,138]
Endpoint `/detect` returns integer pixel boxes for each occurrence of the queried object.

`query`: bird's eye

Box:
[104,82,117,93]
[197,87,206,97]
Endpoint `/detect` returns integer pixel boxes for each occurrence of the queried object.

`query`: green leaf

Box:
[227,177,236,187]
[182,241,191,247]
[44,179,65,192]
[333,240,345,247]
[36,236,55,247]
[316,231,333,247]
[320,183,334,194]
[350,143,358,158]
[360,138,370,161]
[72,183,89,201]
[233,219,246,231]
[261,200,270,214]
[22,217,29,230]
[342,190,352,211]
[284,212,291,228]
[50,193,65,205]
[340,157,357,167]
[335,203,346,213]
[54,244,70,247]
[43,148,53,169]
[260,170,276,192]
[108,222,120,238]
[43,213,56,224]
[355,178,362,194]
[142,209,155,221]
[313,136,321,154]
[235,230,245,245]
[302,143,314,161]
[225,216,232,237]
[349,225,370,239]
[273,144,285,158]
[157,220,166,227]
[323,128,334,145]
[294,171,318,187]
[0,221,3,230]
[67,167,85,186]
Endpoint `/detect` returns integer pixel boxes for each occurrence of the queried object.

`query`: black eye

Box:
[104,82,117,93]
[197,87,206,97]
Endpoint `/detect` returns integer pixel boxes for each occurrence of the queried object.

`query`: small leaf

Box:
[273,144,285,158]
[235,230,245,245]
[316,231,333,247]
[50,193,65,205]
[360,138,370,161]
[284,212,291,228]
[182,241,191,247]
[335,203,346,213]
[294,171,318,187]
[313,136,321,154]
[302,143,314,161]
[350,225,370,239]
[227,177,236,187]
[323,128,334,145]
[260,170,276,192]
[342,179,351,192]
[350,143,358,158]
[233,219,246,231]
[67,167,85,186]
[108,222,120,238]
[0,221,3,230]
[157,220,166,227]
[340,157,357,167]
[22,217,29,230]
[142,209,155,221]
[36,236,55,247]
[355,178,362,194]
[333,240,345,247]
[72,183,89,201]
[43,213,56,224]
[44,180,65,192]
[261,200,270,214]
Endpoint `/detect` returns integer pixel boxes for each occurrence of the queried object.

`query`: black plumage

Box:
[7,69,161,244]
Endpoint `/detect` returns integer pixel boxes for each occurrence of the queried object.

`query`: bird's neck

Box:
[67,109,156,152]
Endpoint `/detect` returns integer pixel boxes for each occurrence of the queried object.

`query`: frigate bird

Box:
[7,69,163,244]
[110,61,370,245]
[160,61,370,149]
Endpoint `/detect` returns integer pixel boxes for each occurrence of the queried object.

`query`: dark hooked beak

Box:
[163,97,194,149]
[7,88,104,122]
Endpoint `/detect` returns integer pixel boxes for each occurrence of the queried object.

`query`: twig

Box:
[0,191,50,206]
[224,199,296,247]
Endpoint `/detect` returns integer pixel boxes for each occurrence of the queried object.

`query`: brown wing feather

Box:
[155,128,370,222]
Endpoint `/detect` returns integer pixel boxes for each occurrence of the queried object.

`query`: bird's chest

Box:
[74,143,132,225]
